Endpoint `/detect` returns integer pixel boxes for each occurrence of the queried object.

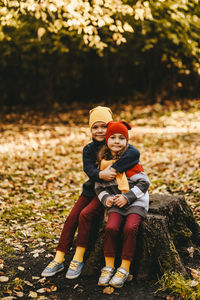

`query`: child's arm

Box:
[82,144,102,181]
[83,144,116,182]
[123,171,150,206]
[111,144,140,173]
[95,182,114,207]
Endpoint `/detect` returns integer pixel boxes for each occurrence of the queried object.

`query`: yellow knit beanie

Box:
[89,106,113,129]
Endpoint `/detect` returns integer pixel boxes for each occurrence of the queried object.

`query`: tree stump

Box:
[82,194,200,279]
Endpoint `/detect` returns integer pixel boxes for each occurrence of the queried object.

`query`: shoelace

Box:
[48,261,59,269]
[115,270,125,279]
[101,270,112,277]
[69,261,79,271]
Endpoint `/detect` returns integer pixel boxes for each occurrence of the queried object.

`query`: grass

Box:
[157,271,200,300]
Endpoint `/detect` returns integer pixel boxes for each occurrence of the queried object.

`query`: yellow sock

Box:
[121,259,131,273]
[105,257,115,268]
[73,246,86,262]
[54,250,65,263]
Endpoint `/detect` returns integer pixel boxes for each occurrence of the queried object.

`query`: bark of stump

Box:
[82,194,200,279]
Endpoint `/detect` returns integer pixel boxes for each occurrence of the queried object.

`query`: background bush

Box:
[0,0,200,106]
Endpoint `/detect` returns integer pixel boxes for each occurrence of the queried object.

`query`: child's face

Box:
[107,133,127,155]
[91,121,107,142]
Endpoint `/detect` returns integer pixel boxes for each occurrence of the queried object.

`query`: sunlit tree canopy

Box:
[0,0,153,49]
[0,0,200,103]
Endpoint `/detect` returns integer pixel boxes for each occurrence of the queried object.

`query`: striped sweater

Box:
[95,163,150,217]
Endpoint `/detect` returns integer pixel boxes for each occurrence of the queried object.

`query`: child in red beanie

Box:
[41,108,141,279]
[95,121,150,288]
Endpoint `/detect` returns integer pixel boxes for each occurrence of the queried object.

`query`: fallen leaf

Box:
[14,291,24,297]
[50,285,57,291]
[39,277,46,283]
[45,254,54,258]
[18,266,25,271]
[73,284,79,289]
[24,281,33,286]
[187,246,194,258]
[29,291,38,298]
[3,289,12,294]
[14,284,23,291]
[37,288,47,293]
[190,280,199,287]
[33,253,39,258]
[127,274,133,281]
[32,276,40,280]
[103,286,114,295]
[0,276,9,282]
[190,268,200,279]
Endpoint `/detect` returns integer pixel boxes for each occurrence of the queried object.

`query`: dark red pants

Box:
[104,212,141,261]
[57,195,103,253]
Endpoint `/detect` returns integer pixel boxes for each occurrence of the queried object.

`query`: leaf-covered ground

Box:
[0,100,200,299]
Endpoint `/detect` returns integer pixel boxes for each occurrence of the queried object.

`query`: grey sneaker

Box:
[41,260,64,277]
[109,267,129,288]
[65,260,84,279]
[98,266,115,286]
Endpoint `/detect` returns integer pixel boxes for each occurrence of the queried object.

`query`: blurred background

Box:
[0,0,200,107]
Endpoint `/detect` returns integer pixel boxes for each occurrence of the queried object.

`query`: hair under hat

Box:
[89,106,113,129]
[105,121,132,142]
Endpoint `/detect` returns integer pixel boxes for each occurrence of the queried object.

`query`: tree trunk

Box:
[82,194,200,279]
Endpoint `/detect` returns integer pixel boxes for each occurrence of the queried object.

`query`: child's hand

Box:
[99,167,117,181]
[113,195,128,208]
[106,197,114,208]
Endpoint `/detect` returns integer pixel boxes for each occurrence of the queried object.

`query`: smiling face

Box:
[107,133,127,155]
[91,121,107,142]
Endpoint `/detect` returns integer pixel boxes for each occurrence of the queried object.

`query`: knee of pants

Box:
[123,224,139,236]
[78,210,91,224]
[66,212,80,225]
[106,225,120,237]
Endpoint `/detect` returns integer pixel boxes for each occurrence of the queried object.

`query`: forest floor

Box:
[0,99,200,299]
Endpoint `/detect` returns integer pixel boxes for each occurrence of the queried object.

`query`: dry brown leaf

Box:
[0,276,9,282]
[37,288,47,293]
[50,285,57,292]
[127,274,133,281]
[29,291,38,298]
[14,291,23,297]
[73,284,79,289]
[24,281,33,286]
[103,286,114,295]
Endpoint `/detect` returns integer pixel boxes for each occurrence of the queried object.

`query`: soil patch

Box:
[1,249,168,300]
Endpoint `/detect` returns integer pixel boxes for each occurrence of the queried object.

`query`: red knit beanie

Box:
[105,121,132,142]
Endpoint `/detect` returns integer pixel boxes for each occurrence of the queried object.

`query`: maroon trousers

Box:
[57,195,103,253]
[104,212,141,261]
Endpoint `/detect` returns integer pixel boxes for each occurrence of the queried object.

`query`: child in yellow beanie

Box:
[41,106,140,279]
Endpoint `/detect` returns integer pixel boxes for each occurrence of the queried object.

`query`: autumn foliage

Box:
[0,1,200,104]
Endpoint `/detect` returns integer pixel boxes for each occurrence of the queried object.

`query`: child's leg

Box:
[121,213,142,272]
[73,196,103,262]
[55,195,91,261]
[104,212,123,266]
[41,195,91,277]
[66,197,103,279]
[98,212,123,286]
[109,214,141,288]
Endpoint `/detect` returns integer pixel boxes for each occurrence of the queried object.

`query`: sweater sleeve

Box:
[111,144,140,173]
[83,144,100,181]
[123,172,150,206]
[95,182,111,207]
